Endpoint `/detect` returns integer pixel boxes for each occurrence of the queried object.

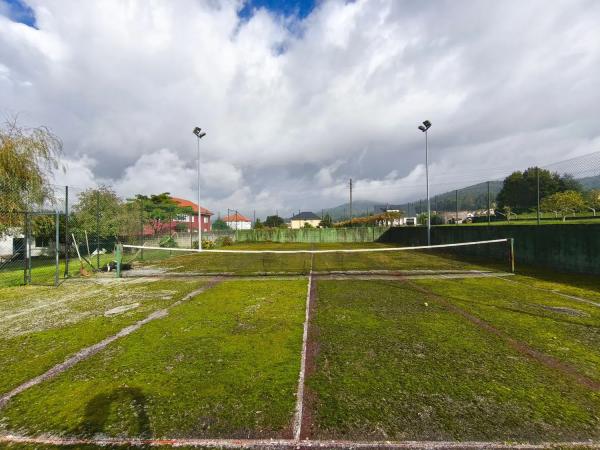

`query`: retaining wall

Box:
[379,224,600,274]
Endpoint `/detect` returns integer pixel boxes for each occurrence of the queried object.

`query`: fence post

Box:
[139,199,144,260]
[64,185,69,278]
[23,212,28,285]
[536,167,541,225]
[96,190,100,269]
[55,210,60,286]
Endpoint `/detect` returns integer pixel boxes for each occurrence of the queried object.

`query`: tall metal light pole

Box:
[418,120,432,245]
[193,127,206,250]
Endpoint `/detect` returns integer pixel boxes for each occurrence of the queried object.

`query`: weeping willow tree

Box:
[0,118,63,231]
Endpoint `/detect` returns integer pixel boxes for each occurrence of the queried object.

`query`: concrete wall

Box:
[378,224,600,274]
[236,227,389,243]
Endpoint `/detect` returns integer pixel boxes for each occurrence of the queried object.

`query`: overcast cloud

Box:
[1,0,599,218]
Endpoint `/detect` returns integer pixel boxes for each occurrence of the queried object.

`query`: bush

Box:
[221,236,233,246]
[159,235,178,248]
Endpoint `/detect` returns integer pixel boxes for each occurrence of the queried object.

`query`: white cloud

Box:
[2,0,600,218]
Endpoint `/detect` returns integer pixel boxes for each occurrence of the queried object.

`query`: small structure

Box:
[224,212,252,230]
[290,211,321,229]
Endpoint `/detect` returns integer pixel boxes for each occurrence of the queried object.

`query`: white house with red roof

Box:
[170,197,213,232]
[223,212,252,230]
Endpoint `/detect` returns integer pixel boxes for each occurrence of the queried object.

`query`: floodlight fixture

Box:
[418,125,426,132]
[193,127,206,138]
[423,120,431,129]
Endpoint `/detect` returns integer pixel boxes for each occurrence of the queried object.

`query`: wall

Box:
[378,224,600,274]
[236,227,389,243]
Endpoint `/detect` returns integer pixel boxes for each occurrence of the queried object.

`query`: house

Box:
[170,197,213,233]
[376,205,406,226]
[223,212,252,230]
[290,211,321,229]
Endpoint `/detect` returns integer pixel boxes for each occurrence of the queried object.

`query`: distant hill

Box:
[579,175,600,190]
[322,199,380,221]
[319,174,599,220]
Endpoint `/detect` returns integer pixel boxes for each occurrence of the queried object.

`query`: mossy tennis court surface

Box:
[0,243,599,449]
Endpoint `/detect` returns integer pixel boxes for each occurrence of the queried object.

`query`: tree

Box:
[319,214,333,228]
[131,193,193,235]
[264,215,284,227]
[585,189,600,215]
[253,218,264,229]
[540,190,586,221]
[72,186,123,239]
[1,119,62,231]
[496,167,582,213]
[212,218,231,230]
[303,222,314,228]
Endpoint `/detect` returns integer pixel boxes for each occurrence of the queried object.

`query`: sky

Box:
[1,0,599,218]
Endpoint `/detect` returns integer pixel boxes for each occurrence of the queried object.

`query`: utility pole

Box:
[349,178,353,225]
[455,189,459,225]
[487,181,491,225]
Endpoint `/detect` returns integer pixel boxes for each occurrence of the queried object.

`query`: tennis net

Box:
[120,238,515,276]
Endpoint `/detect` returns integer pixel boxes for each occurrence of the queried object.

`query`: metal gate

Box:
[0,211,62,287]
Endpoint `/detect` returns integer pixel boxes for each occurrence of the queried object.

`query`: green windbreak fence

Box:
[235,226,389,243]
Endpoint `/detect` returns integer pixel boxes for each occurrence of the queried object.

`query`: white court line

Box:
[123,239,509,254]
[1,435,598,449]
[292,254,314,441]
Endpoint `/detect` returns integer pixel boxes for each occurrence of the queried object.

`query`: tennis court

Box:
[0,241,598,449]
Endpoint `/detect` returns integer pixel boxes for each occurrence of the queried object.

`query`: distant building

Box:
[290,211,321,229]
[223,212,252,230]
[170,197,213,232]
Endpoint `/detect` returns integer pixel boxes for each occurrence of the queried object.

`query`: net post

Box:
[115,243,123,278]
[508,238,515,273]
[23,211,28,285]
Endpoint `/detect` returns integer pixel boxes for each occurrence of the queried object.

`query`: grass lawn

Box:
[0,280,307,439]
[0,278,206,394]
[0,253,116,287]
[307,279,600,441]
[414,277,600,382]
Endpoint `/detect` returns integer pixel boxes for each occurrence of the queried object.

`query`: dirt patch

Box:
[104,303,140,316]
[408,281,600,392]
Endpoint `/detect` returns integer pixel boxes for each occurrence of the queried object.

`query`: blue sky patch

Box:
[1,0,37,28]
[239,0,315,20]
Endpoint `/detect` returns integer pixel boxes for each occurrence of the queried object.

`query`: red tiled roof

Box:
[223,213,251,222]
[170,197,213,215]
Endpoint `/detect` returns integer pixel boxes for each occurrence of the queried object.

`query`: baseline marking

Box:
[0,435,598,449]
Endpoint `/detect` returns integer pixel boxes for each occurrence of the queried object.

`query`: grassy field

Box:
[0,243,598,448]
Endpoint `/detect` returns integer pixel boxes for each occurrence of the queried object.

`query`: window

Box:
[175,214,188,222]
[203,217,208,223]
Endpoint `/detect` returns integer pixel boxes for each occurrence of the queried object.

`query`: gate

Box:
[0,210,62,287]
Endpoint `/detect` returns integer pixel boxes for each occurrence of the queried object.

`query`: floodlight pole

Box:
[197,135,201,251]
[418,121,432,246]
[193,127,206,251]
[425,129,431,245]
